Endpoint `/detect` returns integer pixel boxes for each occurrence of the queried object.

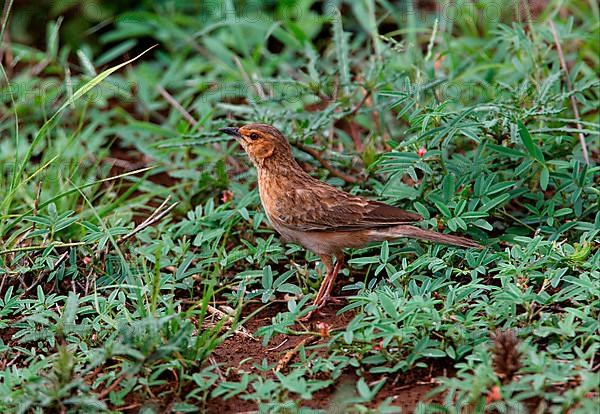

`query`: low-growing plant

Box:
[0,0,597,412]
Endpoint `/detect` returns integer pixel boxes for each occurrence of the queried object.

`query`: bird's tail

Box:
[370,225,482,249]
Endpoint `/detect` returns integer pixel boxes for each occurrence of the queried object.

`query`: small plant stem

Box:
[500,209,536,232]
[0,241,89,255]
[156,84,198,127]
[97,371,128,399]
[548,20,590,165]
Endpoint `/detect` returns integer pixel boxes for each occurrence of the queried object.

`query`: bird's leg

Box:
[316,253,344,306]
[299,255,333,321]
[311,255,333,307]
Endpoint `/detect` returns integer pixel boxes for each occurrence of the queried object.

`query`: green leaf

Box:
[261,266,273,289]
[277,283,302,295]
[348,256,380,265]
[413,202,430,219]
[23,216,52,226]
[474,219,493,230]
[62,292,79,329]
[480,193,511,212]
[357,377,371,399]
[446,345,456,359]
[332,9,350,95]
[443,174,455,202]
[447,217,458,231]
[517,121,545,164]
[95,39,138,66]
[488,143,527,158]
[434,201,452,218]
[380,241,389,263]
[422,348,446,358]
[460,211,489,219]
[379,293,399,319]
[540,166,550,190]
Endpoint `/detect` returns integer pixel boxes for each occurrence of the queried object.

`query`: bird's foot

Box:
[321,294,344,305]
[299,307,334,322]
[298,309,315,322]
[298,296,328,321]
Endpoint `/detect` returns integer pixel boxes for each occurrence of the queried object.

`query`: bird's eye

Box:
[249,132,259,140]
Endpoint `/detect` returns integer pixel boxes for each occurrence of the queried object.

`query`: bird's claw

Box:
[298,297,327,321]
[298,311,314,322]
[320,294,343,305]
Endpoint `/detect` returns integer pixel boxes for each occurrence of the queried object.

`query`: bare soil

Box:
[206,301,446,413]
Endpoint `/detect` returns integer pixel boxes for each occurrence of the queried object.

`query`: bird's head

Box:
[220,123,293,167]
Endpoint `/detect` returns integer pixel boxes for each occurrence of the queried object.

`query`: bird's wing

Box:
[271,184,422,232]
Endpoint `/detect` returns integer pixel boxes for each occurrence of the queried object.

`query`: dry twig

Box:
[292,142,359,184]
[19,251,67,297]
[549,20,590,165]
[97,371,128,399]
[209,356,226,382]
[0,0,13,67]
[267,338,289,351]
[156,84,198,127]
[275,335,317,372]
[116,197,179,244]
[205,305,255,340]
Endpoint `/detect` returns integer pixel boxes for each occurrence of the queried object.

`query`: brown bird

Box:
[220,123,481,319]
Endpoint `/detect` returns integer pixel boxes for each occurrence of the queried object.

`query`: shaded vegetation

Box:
[0,0,598,412]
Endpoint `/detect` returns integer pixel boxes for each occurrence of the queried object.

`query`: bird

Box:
[220,123,482,320]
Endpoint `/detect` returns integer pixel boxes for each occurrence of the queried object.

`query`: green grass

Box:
[0,1,598,412]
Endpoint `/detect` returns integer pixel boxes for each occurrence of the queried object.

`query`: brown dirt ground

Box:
[206,300,447,413]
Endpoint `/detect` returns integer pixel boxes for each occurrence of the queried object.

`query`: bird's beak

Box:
[219,127,241,139]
